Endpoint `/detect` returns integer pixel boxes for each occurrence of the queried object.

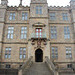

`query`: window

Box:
[66,47,72,59]
[50,13,56,20]
[5,48,11,59]
[67,64,72,68]
[64,26,70,39]
[36,6,42,14]
[19,48,26,59]
[35,28,42,38]
[7,27,14,39]
[50,26,57,39]
[62,13,68,21]
[51,47,58,59]
[22,12,28,20]
[5,64,11,69]
[21,27,27,39]
[19,65,22,68]
[9,12,15,20]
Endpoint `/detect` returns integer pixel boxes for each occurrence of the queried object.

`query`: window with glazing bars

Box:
[51,47,58,59]
[7,27,14,39]
[9,12,15,20]
[21,27,27,39]
[64,26,70,39]
[62,13,68,21]
[66,47,72,59]
[50,12,56,20]
[22,12,28,20]
[19,48,26,59]
[35,28,42,38]
[50,26,57,39]
[5,48,11,59]
[36,6,42,14]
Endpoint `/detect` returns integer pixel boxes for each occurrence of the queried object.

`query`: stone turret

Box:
[1,0,8,5]
[70,0,75,9]
[0,0,7,62]
[70,0,75,39]
[70,0,75,70]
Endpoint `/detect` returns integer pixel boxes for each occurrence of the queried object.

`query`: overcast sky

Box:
[0,0,71,6]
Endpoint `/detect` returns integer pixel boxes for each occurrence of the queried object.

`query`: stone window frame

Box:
[64,26,70,39]
[62,13,68,21]
[35,28,42,38]
[9,12,16,20]
[20,26,27,39]
[7,26,14,39]
[49,12,56,20]
[5,47,11,59]
[22,12,28,20]
[19,47,26,59]
[66,47,72,59]
[51,47,58,59]
[5,64,11,69]
[36,6,42,14]
[50,26,57,39]
[67,64,72,68]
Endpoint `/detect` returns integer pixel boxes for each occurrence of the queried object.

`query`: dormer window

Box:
[36,6,42,14]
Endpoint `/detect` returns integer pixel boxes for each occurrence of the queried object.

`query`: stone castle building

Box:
[0,0,75,75]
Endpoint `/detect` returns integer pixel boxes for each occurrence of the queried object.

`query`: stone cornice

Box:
[49,23,72,24]
[54,62,75,63]
[29,17,48,19]
[0,62,23,64]
[5,23,29,24]
[0,42,28,44]
[50,42,75,44]
[0,41,74,44]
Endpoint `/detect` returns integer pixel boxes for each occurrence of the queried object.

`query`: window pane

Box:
[66,47,72,59]
[21,27,27,39]
[50,13,56,20]
[22,12,28,20]
[51,26,57,39]
[20,55,22,59]
[51,47,58,59]
[36,6,42,14]
[9,12,15,20]
[64,26,70,39]
[19,48,26,59]
[7,27,14,39]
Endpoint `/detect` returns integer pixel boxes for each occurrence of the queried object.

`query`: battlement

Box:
[7,5,30,11]
[48,5,70,11]
[31,0,47,3]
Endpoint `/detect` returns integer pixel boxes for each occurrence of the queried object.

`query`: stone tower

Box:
[0,0,7,62]
[1,0,8,5]
[70,0,75,41]
[28,0,50,62]
[70,0,75,69]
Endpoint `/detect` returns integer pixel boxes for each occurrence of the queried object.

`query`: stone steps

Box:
[24,62,53,75]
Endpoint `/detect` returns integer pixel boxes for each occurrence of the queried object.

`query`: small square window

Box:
[6,65,11,69]
[67,64,72,68]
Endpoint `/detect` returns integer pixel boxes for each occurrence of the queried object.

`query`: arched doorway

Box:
[35,49,43,62]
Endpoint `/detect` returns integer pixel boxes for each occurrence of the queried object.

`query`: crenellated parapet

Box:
[48,5,70,11]
[7,5,30,11]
